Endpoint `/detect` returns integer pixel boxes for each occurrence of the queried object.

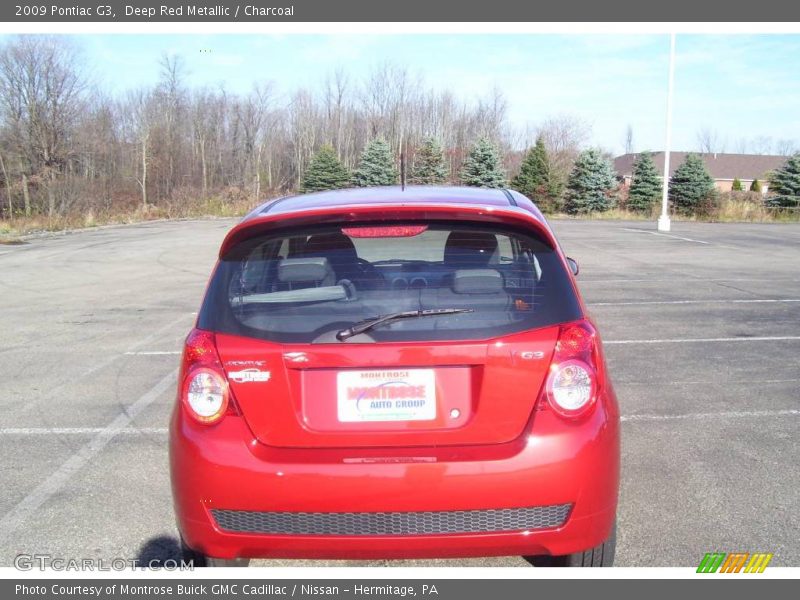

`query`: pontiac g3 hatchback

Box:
[170,186,619,567]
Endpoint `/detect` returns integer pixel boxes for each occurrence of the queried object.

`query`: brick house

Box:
[614,152,788,194]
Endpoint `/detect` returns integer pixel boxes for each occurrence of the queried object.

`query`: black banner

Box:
[3,0,800,22]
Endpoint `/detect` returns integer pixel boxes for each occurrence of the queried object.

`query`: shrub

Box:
[410,138,448,185]
[767,154,800,208]
[669,153,716,214]
[628,151,663,212]
[564,149,616,214]
[461,138,506,188]
[352,138,398,187]
[301,145,351,193]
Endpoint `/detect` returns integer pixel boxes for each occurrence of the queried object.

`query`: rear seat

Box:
[272,257,336,290]
[420,268,513,324]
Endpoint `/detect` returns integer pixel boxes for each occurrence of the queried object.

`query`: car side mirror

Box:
[566,257,579,277]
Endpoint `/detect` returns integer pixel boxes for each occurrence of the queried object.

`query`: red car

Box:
[170,186,619,567]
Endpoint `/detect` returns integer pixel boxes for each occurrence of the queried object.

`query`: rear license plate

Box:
[337,369,436,422]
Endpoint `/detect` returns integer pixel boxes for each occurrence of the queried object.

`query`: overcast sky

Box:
[68,34,800,154]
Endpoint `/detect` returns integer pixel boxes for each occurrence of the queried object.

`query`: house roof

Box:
[614,152,787,181]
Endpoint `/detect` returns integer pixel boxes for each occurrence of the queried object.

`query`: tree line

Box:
[626,151,800,215]
[2,35,798,223]
[0,35,593,221]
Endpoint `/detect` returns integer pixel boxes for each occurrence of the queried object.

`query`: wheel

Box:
[524,522,616,567]
[180,536,250,567]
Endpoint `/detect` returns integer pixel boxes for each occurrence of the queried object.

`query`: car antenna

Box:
[400,149,406,191]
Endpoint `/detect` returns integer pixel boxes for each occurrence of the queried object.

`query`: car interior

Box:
[224,225,562,342]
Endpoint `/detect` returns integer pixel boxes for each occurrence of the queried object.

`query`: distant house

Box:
[614,152,788,194]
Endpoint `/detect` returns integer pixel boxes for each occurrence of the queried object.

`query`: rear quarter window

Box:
[199,221,581,343]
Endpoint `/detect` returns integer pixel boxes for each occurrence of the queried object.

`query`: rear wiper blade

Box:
[336,308,473,341]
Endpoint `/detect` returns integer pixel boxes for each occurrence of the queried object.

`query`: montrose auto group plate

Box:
[336,369,436,422]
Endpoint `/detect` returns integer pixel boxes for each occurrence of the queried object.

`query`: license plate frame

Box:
[336,368,437,423]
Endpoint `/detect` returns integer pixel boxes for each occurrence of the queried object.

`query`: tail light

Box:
[544,321,599,419]
[180,329,238,425]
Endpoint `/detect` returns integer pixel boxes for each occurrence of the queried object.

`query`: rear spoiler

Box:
[219,203,558,259]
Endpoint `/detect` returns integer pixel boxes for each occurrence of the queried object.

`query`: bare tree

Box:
[696,127,726,154]
[0,36,86,216]
[0,36,583,222]
[775,139,797,156]
[749,135,773,155]
[734,137,750,154]
[125,88,156,208]
[537,115,591,195]
[623,124,634,154]
[191,88,218,198]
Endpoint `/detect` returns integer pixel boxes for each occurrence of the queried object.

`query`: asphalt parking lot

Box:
[1,218,798,568]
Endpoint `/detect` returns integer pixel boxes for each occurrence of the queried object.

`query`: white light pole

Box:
[658,33,676,232]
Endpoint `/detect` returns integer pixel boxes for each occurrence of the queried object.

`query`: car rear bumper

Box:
[169,398,619,560]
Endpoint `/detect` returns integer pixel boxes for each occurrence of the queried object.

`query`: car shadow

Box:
[136,535,184,567]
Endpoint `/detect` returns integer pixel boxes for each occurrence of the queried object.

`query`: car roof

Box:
[244,186,545,222]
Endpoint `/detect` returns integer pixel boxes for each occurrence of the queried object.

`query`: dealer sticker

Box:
[228,368,271,383]
[337,369,436,422]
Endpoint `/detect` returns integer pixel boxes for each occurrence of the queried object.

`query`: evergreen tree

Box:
[732,177,744,191]
[300,145,351,193]
[627,151,663,212]
[669,153,716,214]
[460,138,506,188]
[750,179,762,193]
[511,136,551,202]
[768,154,800,207]
[564,149,617,214]
[352,138,398,187]
[410,137,448,185]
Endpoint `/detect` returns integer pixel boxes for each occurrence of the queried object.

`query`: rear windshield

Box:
[198,221,581,343]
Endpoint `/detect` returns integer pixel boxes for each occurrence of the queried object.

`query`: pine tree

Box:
[768,154,800,207]
[512,136,551,203]
[460,138,506,188]
[564,149,617,214]
[410,137,448,185]
[627,151,663,212]
[750,179,762,193]
[732,177,744,192]
[352,138,398,187]
[300,145,351,193]
[669,153,716,214]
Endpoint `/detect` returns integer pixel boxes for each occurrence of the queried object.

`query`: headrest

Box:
[443,231,498,267]
[452,269,504,294]
[278,257,333,283]
[303,233,358,261]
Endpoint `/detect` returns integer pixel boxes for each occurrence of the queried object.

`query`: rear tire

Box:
[180,536,250,568]
[524,522,616,567]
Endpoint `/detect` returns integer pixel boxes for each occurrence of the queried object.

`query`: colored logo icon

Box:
[697,552,773,573]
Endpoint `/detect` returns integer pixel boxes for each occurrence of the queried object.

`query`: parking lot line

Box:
[79,315,188,378]
[622,378,800,386]
[124,351,181,355]
[605,336,800,345]
[0,368,177,545]
[621,228,711,244]
[0,427,168,435]
[621,409,800,422]
[580,277,799,283]
[590,298,800,307]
